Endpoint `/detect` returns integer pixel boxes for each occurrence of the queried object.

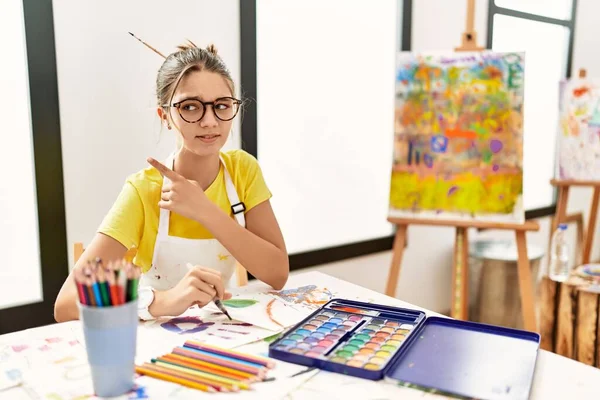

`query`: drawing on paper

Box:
[390,51,525,222]
[557,78,600,180]
[269,285,335,309]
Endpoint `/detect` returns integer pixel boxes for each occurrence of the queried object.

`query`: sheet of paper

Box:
[216,293,309,331]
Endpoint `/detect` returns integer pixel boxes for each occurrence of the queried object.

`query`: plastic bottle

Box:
[549,224,570,282]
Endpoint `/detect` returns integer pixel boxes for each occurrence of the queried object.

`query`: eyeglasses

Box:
[163,97,242,123]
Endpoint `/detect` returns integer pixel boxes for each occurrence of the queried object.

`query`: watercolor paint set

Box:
[269,299,541,400]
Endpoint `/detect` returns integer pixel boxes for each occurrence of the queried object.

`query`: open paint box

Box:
[269,299,540,400]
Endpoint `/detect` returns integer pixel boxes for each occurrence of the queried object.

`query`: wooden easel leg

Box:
[515,230,537,332]
[451,227,469,320]
[583,187,600,264]
[385,225,408,297]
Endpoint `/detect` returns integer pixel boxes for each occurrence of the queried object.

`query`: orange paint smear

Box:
[445,129,477,139]
[266,299,284,329]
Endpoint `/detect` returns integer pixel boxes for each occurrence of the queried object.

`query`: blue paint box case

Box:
[268,299,540,400]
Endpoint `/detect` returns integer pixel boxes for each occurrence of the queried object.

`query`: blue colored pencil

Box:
[180,345,265,369]
[92,282,103,307]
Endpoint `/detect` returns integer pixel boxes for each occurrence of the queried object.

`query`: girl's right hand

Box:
[150,266,231,317]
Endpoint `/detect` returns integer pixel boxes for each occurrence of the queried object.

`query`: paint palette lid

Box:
[385,317,540,400]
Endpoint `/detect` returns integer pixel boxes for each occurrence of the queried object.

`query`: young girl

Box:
[54,42,289,322]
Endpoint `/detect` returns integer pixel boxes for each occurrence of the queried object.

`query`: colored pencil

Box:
[177,345,264,370]
[181,345,265,369]
[141,363,235,392]
[74,269,88,305]
[105,262,119,306]
[96,266,111,306]
[162,353,257,381]
[173,347,265,376]
[154,357,253,387]
[82,267,96,307]
[151,359,249,390]
[184,340,275,368]
[117,264,127,304]
[135,365,216,393]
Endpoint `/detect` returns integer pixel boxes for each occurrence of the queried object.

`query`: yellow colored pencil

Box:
[135,365,216,393]
[163,353,256,381]
[145,363,238,392]
[160,354,256,382]
[153,359,250,390]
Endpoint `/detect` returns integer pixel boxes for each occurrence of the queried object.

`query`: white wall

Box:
[52,0,240,269]
[256,0,397,254]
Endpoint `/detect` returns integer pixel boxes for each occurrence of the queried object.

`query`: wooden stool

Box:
[468,240,544,329]
[540,267,600,367]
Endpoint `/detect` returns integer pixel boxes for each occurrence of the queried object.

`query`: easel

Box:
[551,179,600,264]
[385,0,541,333]
[550,69,600,265]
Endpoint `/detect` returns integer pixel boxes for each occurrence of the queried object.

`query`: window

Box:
[0,0,69,333]
[487,0,577,216]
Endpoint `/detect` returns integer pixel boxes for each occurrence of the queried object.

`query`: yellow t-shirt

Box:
[98,150,271,272]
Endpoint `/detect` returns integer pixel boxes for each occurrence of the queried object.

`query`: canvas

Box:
[390,51,526,222]
[557,77,600,181]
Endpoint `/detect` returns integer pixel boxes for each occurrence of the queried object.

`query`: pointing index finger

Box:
[147,157,183,181]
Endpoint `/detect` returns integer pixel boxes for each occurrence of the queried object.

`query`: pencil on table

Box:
[141,363,235,392]
[173,347,266,377]
[184,340,276,368]
[135,365,216,393]
[151,359,247,391]
[182,345,266,370]
[152,358,252,389]
[162,353,257,382]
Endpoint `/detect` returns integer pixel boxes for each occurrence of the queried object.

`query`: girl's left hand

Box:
[147,157,215,222]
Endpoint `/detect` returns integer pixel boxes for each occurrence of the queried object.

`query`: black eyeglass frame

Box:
[162,96,243,123]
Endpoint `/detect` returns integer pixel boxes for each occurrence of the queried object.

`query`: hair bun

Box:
[176,39,198,52]
[206,44,218,55]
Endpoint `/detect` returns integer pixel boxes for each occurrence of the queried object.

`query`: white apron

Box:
[139,154,246,291]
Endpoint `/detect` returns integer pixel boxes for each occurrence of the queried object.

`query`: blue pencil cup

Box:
[79,300,138,397]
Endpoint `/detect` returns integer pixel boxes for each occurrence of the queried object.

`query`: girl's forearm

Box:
[199,204,289,289]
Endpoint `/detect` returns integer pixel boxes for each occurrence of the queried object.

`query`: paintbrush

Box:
[128,32,166,59]
[214,298,232,321]
[186,263,232,320]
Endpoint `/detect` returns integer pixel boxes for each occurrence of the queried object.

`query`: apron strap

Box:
[220,155,246,228]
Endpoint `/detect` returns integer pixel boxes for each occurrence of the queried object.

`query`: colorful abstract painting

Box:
[557,78,600,180]
[390,51,525,222]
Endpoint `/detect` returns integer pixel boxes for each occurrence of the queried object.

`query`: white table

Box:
[1,271,599,399]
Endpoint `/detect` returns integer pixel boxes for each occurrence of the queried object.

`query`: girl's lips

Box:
[195,134,220,143]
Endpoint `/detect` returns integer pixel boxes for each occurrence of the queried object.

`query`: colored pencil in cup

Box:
[96,265,111,306]
[106,261,120,306]
[82,266,97,307]
[117,262,127,304]
[184,341,275,368]
[135,365,216,393]
[74,268,89,305]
